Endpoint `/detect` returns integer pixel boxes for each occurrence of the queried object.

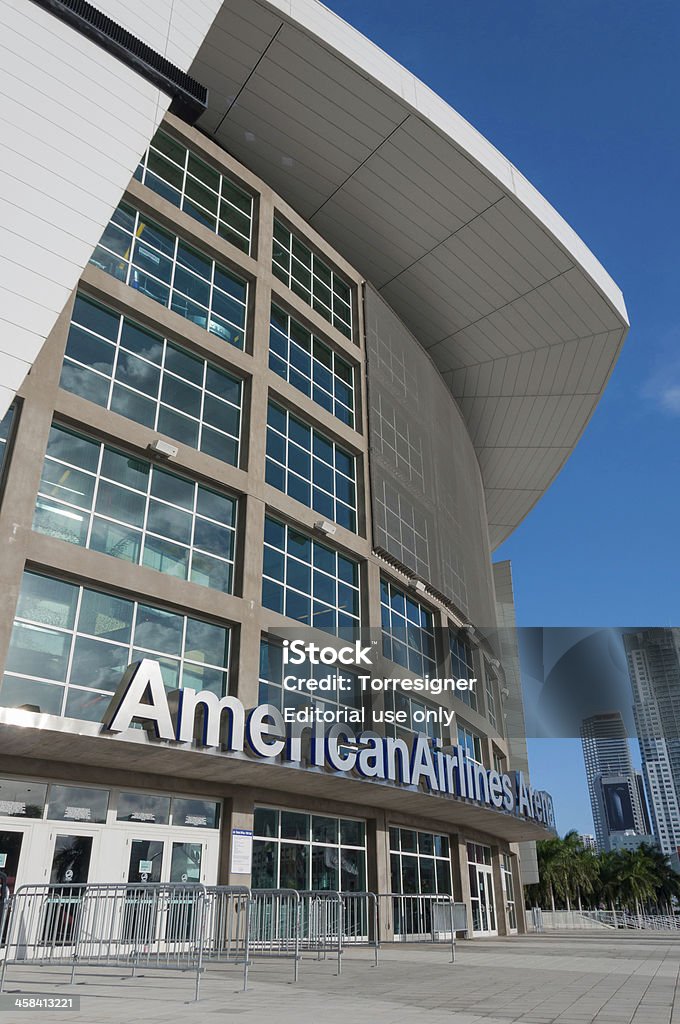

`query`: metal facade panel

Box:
[365,285,498,624]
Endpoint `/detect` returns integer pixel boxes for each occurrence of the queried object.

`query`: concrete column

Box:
[453,837,473,938]
[512,853,526,934]
[371,810,393,941]
[218,790,255,886]
[491,848,507,936]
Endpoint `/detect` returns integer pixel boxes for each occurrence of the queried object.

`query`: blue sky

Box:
[327,0,680,834]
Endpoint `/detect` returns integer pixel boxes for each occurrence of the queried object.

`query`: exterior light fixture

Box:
[148,439,179,458]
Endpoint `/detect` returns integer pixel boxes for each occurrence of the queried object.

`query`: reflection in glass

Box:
[47,786,108,824]
[117,792,170,825]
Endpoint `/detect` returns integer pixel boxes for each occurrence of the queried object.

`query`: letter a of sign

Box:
[102,659,175,740]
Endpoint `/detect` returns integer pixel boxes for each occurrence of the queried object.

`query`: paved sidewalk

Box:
[1,932,680,1024]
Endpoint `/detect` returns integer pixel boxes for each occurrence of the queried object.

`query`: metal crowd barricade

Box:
[299,891,343,974]
[341,892,379,966]
[201,886,251,990]
[452,902,469,938]
[250,889,301,981]
[0,883,207,1001]
[378,893,456,962]
[529,907,544,933]
[0,894,12,949]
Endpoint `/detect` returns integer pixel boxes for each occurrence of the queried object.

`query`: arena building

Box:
[0,0,628,938]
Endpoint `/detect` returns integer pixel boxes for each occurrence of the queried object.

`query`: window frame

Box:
[265,400,358,532]
[380,578,437,675]
[135,129,255,255]
[33,423,238,594]
[90,204,248,350]
[61,293,244,467]
[269,303,356,427]
[1,571,231,721]
[272,218,353,340]
[261,515,361,639]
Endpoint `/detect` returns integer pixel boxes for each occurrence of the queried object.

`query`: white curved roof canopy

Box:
[191,0,629,548]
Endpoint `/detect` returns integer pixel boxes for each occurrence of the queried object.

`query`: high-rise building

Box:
[579,834,597,851]
[580,713,649,851]
[624,630,680,859]
[0,0,628,941]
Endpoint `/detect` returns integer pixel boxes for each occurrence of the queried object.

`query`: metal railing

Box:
[378,894,456,962]
[528,907,544,933]
[0,895,12,949]
[300,891,343,974]
[0,884,460,999]
[250,889,301,981]
[341,892,379,966]
[201,886,251,990]
[527,908,680,932]
[0,883,207,999]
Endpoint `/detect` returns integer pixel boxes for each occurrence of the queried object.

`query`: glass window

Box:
[90,204,247,349]
[457,725,484,765]
[61,295,243,466]
[272,220,353,340]
[34,424,237,593]
[0,777,47,819]
[381,579,436,674]
[116,792,170,824]
[262,517,360,639]
[485,673,498,730]
[47,785,109,824]
[269,305,355,427]
[136,130,253,254]
[0,571,230,721]
[502,853,517,930]
[170,797,220,829]
[389,826,451,903]
[252,806,366,891]
[383,689,446,742]
[450,632,477,712]
[266,402,357,531]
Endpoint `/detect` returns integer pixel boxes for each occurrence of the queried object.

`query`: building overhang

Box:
[0,708,554,843]
[190,0,629,547]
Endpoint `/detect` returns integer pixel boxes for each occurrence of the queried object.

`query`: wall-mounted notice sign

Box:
[138,860,153,873]
[230,828,253,874]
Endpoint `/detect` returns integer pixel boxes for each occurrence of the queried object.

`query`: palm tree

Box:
[617,849,656,921]
[528,833,680,924]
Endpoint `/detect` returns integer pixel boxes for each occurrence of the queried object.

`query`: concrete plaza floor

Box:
[1,931,680,1024]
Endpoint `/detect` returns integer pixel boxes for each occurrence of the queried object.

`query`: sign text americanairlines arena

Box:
[102,660,555,829]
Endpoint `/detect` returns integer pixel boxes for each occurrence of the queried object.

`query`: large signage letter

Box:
[103,660,174,740]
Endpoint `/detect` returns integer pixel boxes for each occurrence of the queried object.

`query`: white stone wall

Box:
[0,0,221,421]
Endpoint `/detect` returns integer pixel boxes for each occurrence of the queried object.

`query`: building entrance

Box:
[0,776,221,890]
[467,842,497,936]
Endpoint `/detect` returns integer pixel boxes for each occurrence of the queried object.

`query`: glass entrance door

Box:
[123,840,164,945]
[0,830,25,895]
[169,842,203,883]
[467,842,498,936]
[50,834,93,884]
[475,866,496,935]
[127,840,163,884]
[0,829,25,944]
[42,835,94,946]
